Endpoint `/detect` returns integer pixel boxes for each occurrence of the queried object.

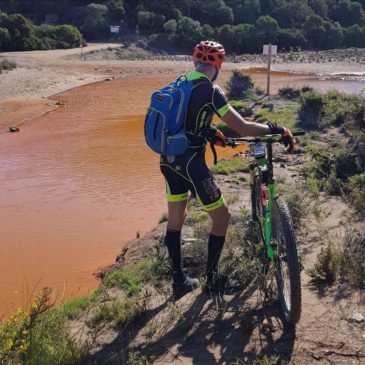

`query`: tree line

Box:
[1,0,365,53]
[0,11,82,51]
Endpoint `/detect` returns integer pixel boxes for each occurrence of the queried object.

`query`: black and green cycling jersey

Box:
[160,71,231,211]
[184,71,231,146]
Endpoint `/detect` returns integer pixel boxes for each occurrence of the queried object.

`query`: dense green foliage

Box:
[1,0,365,52]
[0,11,82,51]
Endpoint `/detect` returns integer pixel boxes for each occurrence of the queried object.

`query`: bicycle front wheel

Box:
[271,197,301,324]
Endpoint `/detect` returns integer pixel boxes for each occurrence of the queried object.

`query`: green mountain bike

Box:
[227,131,305,324]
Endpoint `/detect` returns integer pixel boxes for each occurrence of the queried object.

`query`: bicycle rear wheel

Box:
[271,197,301,324]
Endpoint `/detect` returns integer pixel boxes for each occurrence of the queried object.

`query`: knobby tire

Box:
[271,197,302,324]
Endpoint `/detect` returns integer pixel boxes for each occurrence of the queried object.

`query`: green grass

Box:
[89,298,140,328]
[211,157,249,175]
[104,267,141,295]
[59,296,92,320]
[103,256,170,294]
[254,104,299,130]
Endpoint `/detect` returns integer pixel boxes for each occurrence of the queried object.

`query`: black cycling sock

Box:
[206,234,225,282]
[165,229,184,283]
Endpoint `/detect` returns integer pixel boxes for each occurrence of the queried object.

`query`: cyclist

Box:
[160,40,295,299]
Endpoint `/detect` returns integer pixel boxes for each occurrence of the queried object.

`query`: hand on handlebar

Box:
[282,128,296,153]
[206,126,227,147]
[267,122,296,153]
[214,129,227,147]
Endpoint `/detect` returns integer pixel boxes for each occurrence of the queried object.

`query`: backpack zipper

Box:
[161,116,167,152]
[153,113,160,140]
[176,88,185,124]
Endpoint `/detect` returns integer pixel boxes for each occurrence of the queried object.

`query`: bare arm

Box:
[221,106,271,136]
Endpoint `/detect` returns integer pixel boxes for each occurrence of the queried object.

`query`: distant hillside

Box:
[1,0,365,52]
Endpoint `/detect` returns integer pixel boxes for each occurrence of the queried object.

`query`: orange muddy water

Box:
[1,68,364,316]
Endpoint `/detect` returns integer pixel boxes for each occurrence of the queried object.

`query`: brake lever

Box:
[226,138,237,148]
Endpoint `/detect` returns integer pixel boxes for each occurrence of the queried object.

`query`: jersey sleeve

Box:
[212,85,231,117]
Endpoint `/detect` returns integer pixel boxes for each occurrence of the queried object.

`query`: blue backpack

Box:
[144,75,193,156]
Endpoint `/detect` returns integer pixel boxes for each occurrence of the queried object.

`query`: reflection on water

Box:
[0,68,364,316]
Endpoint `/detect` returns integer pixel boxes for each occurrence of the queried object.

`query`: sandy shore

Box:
[1,44,364,132]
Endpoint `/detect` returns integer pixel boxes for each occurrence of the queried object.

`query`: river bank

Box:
[0,44,364,316]
[1,44,364,133]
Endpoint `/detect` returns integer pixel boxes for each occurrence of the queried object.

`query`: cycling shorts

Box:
[160,148,225,212]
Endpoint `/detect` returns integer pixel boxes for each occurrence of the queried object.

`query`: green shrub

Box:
[278,85,313,100]
[0,59,16,73]
[0,11,82,51]
[285,190,309,229]
[348,173,365,215]
[308,243,341,283]
[36,24,82,49]
[309,231,365,289]
[340,231,365,288]
[225,69,254,100]
[303,143,362,197]
[299,90,365,132]
[0,288,86,365]
[299,90,325,129]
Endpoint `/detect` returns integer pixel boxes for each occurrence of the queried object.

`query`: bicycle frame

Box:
[249,137,279,261]
[227,132,304,261]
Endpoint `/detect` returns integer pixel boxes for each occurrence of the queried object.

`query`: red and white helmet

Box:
[193,40,226,68]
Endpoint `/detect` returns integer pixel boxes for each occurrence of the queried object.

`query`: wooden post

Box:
[267,43,272,96]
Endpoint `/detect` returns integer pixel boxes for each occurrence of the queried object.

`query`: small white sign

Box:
[110,26,120,34]
[263,44,277,56]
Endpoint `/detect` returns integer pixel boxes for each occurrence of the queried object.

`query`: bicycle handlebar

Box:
[226,130,306,147]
